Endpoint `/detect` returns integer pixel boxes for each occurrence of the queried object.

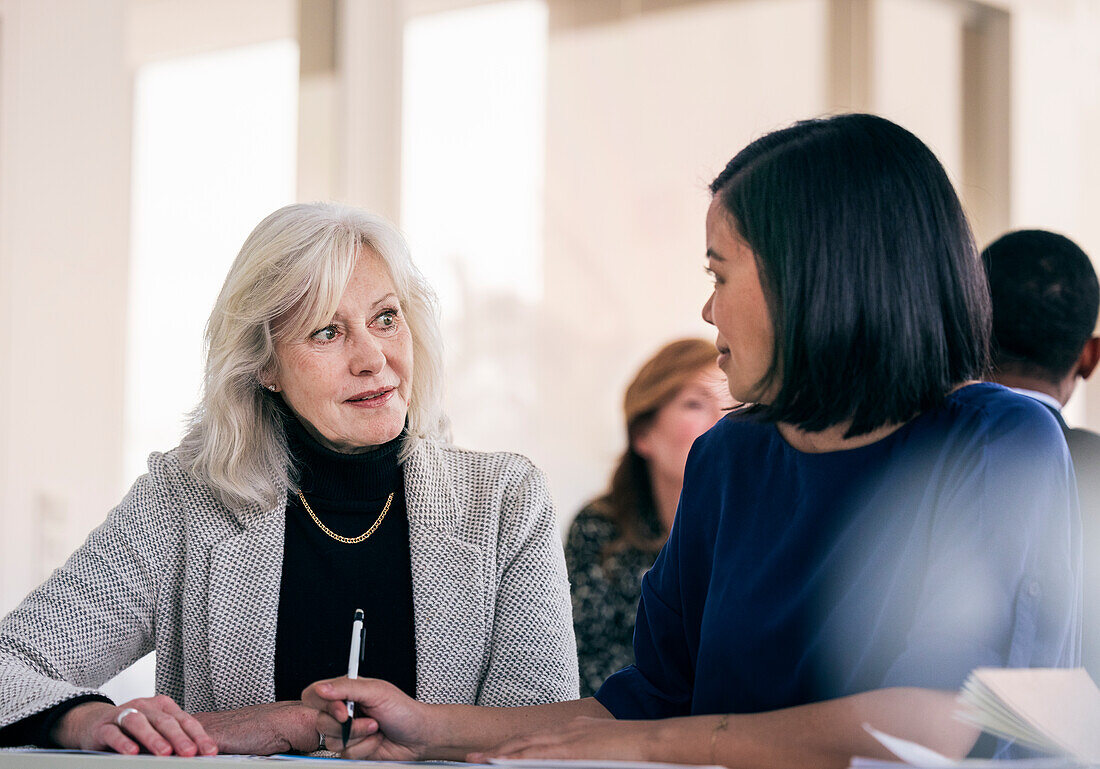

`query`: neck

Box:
[777,420,904,454]
[991,371,1072,407]
[776,380,980,453]
[649,472,683,534]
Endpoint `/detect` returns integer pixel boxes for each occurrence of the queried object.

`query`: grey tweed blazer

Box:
[0,440,578,729]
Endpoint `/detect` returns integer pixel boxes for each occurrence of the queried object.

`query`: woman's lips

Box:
[344,388,396,409]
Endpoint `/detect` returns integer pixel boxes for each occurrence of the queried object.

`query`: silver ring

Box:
[114,707,140,728]
[317,730,326,750]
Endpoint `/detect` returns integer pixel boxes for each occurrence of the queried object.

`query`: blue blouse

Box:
[596,384,1080,720]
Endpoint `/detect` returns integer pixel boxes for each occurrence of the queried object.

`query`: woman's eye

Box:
[311,325,339,343]
[704,267,723,285]
[372,310,400,333]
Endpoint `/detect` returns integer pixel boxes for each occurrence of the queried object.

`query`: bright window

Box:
[125,40,299,483]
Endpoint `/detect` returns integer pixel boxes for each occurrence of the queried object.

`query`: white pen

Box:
[343,608,365,747]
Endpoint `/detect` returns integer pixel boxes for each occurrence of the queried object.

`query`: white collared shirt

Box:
[1007,386,1064,413]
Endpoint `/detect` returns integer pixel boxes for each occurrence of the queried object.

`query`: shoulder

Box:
[918,386,1076,537]
[569,505,616,533]
[683,410,785,492]
[407,440,543,489]
[565,505,618,549]
[118,448,243,532]
[85,449,239,576]
[692,409,777,456]
[1066,425,1100,460]
[404,440,555,542]
[143,448,211,499]
[944,382,1061,427]
[933,383,1067,455]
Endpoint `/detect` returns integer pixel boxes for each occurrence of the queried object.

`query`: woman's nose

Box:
[702,292,715,325]
[348,332,387,375]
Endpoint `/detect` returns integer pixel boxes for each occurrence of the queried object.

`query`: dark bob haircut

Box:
[710,113,990,437]
[982,229,1099,382]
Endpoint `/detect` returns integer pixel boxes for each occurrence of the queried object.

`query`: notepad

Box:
[955,667,1100,764]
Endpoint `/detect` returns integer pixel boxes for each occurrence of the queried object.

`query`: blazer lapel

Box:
[404,443,489,704]
[207,502,286,711]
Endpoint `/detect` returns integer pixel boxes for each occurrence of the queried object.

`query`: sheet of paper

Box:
[489,758,726,769]
[958,668,1100,764]
[862,724,957,767]
[849,758,1079,769]
[858,724,1082,769]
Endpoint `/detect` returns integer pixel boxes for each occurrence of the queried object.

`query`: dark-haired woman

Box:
[302,114,1079,768]
[566,339,728,695]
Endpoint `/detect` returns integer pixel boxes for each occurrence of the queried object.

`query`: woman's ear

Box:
[632,424,654,460]
[258,368,279,393]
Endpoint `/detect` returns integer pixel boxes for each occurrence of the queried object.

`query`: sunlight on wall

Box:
[400,1,550,475]
[125,40,299,487]
[401,0,547,316]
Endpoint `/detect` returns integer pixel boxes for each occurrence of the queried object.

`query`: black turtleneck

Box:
[274,413,417,702]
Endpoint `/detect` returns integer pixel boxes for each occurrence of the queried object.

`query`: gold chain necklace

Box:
[296,489,393,544]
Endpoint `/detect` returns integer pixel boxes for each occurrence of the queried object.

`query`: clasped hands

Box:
[56,680,642,760]
[300,677,656,762]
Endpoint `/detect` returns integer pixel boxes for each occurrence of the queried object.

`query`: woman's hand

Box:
[51,696,218,756]
[469,717,658,763]
[301,677,431,760]
[192,701,322,755]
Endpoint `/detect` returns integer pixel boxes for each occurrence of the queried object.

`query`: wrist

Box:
[284,700,326,753]
[413,702,441,759]
[51,702,112,748]
[707,714,731,765]
[423,703,473,760]
[643,719,676,763]
[289,701,318,736]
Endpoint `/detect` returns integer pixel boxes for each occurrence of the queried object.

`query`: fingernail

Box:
[318,683,332,693]
[156,742,171,755]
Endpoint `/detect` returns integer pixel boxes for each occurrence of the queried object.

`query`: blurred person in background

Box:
[982,228,1100,678]
[302,113,1079,768]
[566,338,729,696]
[0,202,577,756]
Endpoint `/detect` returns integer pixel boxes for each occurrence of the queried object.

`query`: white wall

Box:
[1004,0,1100,426]
[0,0,132,612]
[0,0,296,614]
[873,0,965,178]
[538,0,829,519]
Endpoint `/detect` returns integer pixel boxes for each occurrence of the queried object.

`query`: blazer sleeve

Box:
[0,459,177,731]
[475,458,579,706]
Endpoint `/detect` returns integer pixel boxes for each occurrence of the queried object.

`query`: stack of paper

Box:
[955,668,1100,764]
[855,724,1078,769]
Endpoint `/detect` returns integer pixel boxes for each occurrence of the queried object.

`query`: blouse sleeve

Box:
[594,497,695,719]
[564,509,622,697]
[882,402,1081,689]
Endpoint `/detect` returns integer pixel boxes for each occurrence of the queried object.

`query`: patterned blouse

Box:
[564,502,663,697]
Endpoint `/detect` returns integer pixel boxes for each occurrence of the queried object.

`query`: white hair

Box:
[179,202,449,512]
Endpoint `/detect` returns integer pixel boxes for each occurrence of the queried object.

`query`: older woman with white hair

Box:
[0,203,578,756]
